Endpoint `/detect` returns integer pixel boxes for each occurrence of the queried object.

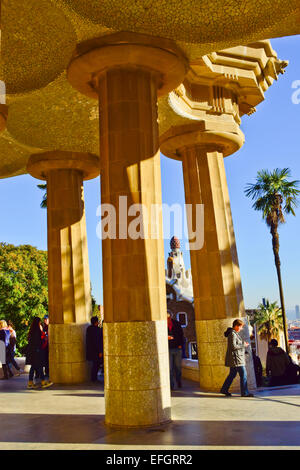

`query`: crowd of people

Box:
[220,319,300,396]
[0,319,23,379]
[0,315,52,389]
[167,314,299,396]
[1,313,299,392]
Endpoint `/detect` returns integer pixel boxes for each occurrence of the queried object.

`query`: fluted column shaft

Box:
[182,145,256,391]
[47,168,92,383]
[66,32,187,426]
[98,67,166,324]
[27,151,99,384]
[96,67,171,427]
[182,147,244,319]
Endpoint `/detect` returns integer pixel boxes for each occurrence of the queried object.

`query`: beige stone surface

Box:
[59,0,300,46]
[1,375,300,449]
[160,42,287,157]
[181,359,200,382]
[1,2,292,423]
[27,151,99,383]
[104,321,171,427]
[168,142,256,392]
[49,323,89,384]
[160,66,262,392]
[181,148,245,320]
[69,34,186,324]
[67,32,188,99]
[27,150,100,181]
[1,0,289,179]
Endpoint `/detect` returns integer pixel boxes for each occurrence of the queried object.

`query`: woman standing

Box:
[26,317,53,389]
[7,320,22,375]
[0,320,12,379]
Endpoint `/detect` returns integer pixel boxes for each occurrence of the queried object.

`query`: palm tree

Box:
[245,168,300,352]
[253,300,283,344]
[37,183,47,209]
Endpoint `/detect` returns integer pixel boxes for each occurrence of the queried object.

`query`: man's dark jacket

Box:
[266,346,289,377]
[168,319,184,349]
[86,325,103,361]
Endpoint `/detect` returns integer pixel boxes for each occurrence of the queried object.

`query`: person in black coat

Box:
[252,350,263,387]
[0,320,11,380]
[167,312,184,390]
[86,316,103,382]
[284,356,300,385]
[42,315,49,379]
[25,316,53,389]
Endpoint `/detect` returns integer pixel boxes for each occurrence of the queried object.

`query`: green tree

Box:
[253,300,283,344]
[0,243,48,354]
[245,168,300,352]
[91,294,100,318]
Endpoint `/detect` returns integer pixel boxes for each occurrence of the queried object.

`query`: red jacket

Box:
[41,331,48,350]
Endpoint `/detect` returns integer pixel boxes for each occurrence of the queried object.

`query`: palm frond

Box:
[37,183,47,209]
[245,167,299,224]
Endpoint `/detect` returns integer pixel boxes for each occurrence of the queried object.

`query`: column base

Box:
[195,318,257,392]
[104,320,171,428]
[49,323,89,384]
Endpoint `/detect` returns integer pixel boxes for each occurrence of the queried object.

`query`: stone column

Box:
[161,125,256,392]
[27,151,99,384]
[67,32,187,426]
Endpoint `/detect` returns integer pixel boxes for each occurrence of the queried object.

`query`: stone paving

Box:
[0,373,299,450]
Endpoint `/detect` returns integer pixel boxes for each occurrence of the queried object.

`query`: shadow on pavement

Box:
[0,414,299,446]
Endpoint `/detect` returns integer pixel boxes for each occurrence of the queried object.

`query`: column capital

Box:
[160,120,244,160]
[27,150,100,181]
[160,42,287,160]
[67,31,188,98]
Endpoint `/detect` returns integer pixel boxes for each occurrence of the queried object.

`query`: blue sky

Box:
[1,35,299,318]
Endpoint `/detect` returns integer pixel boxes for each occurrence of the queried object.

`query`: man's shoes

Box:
[27,381,40,389]
[220,390,232,396]
[41,380,53,389]
[241,393,254,397]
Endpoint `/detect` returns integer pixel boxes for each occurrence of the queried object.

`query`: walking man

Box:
[42,315,49,380]
[167,312,184,390]
[220,319,254,397]
[86,316,103,383]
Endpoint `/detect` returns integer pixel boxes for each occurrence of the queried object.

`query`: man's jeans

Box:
[169,348,182,388]
[221,366,250,396]
[7,350,20,371]
[29,365,44,382]
[90,358,102,382]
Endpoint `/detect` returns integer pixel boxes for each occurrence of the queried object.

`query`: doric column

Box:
[27,150,99,384]
[159,44,288,392]
[161,120,256,392]
[67,32,187,426]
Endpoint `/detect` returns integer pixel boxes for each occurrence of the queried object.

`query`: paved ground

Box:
[0,373,299,450]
